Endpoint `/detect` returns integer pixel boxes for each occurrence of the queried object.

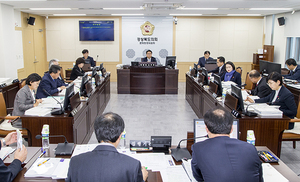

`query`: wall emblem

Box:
[140,21,155,36]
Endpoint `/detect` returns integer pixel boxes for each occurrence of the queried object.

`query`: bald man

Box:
[247,70,272,98]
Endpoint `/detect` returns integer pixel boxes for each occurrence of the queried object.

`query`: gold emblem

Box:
[140,21,155,36]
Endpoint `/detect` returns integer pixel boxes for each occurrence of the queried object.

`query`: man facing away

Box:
[191,108,263,182]
[66,112,148,182]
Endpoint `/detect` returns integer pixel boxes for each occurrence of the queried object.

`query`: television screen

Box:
[79,21,114,41]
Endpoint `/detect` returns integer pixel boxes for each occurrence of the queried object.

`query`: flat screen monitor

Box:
[91,66,99,77]
[80,73,89,96]
[213,74,222,96]
[259,60,281,75]
[194,118,239,143]
[206,59,217,64]
[231,84,245,112]
[165,56,176,69]
[79,21,114,41]
[201,68,209,85]
[99,63,104,71]
[63,83,75,111]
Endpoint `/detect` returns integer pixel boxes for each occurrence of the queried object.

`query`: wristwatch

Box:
[1,138,6,146]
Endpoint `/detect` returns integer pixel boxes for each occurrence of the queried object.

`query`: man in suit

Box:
[36,65,66,99]
[283,58,300,81]
[82,49,96,67]
[66,112,148,182]
[197,50,213,68]
[141,50,157,62]
[247,70,272,98]
[208,56,226,77]
[48,59,67,86]
[0,132,27,182]
[191,108,263,182]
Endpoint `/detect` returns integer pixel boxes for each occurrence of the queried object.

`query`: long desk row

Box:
[21,74,110,147]
[186,73,290,157]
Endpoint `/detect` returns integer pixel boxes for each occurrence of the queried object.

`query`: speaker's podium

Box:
[117,64,178,94]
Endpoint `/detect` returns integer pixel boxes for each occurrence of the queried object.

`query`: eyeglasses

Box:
[267,81,275,85]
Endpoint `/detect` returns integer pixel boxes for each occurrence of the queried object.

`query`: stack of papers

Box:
[24,107,52,116]
[250,104,282,117]
[182,159,197,182]
[0,147,15,160]
[262,163,288,182]
[222,81,237,90]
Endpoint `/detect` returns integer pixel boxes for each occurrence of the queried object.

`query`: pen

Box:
[267,151,278,160]
[38,151,46,158]
[263,152,270,160]
[37,158,50,167]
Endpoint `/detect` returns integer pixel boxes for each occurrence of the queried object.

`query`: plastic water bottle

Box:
[247,130,256,145]
[41,124,50,156]
[119,130,126,150]
[222,88,227,104]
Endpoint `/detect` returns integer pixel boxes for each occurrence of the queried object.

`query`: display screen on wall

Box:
[79,21,114,41]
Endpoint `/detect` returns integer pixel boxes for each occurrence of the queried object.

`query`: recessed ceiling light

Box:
[177,8,218,10]
[249,8,292,11]
[169,14,202,16]
[111,14,144,16]
[30,8,71,10]
[227,14,262,16]
[103,8,143,10]
[52,14,86,16]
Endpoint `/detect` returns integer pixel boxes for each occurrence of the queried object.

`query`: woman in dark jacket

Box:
[221,61,241,86]
[70,58,85,80]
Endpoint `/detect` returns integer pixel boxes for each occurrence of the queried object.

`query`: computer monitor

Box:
[91,66,99,77]
[259,60,281,75]
[230,84,245,112]
[213,74,222,96]
[165,56,176,69]
[99,63,104,71]
[194,118,239,143]
[84,59,90,64]
[206,59,217,64]
[80,73,89,96]
[201,68,209,85]
[63,83,75,111]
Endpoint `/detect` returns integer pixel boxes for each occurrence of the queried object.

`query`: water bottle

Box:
[222,88,227,104]
[41,124,50,156]
[119,130,126,150]
[247,130,256,145]
[189,66,192,73]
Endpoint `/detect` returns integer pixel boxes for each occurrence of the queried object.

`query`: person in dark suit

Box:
[283,58,300,81]
[48,59,67,86]
[141,50,157,62]
[12,73,43,116]
[221,61,241,86]
[0,132,27,182]
[191,108,263,182]
[247,70,272,98]
[197,50,213,68]
[208,56,226,77]
[36,65,66,99]
[66,112,148,182]
[246,72,297,129]
[82,49,96,67]
[70,58,85,80]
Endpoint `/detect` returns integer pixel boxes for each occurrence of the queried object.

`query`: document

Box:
[24,107,52,116]
[160,166,191,182]
[0,147,15,160]
[71,144,99,158]
[262,163,288,182]
[16,129,22,150]
[182,159,197,182]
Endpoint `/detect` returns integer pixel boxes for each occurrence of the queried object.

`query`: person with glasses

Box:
[246,72,297,129]
[208,56,226,77]
[220,61,241,86]
[141,50,157,63]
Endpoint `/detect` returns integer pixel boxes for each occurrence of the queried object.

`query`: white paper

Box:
[51,159,70,179]
[16,129,22,150]
[71,144,99,158]
[24,107,52,116]
[160,166,191,182]
[0,147,15,160]
[25,158,61,178]
[262,163,288,182]
[182,159,197,182]
[0,78,10,84]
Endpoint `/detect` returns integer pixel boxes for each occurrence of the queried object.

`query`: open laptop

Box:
[194,119,239,143]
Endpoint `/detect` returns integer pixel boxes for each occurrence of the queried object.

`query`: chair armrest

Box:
[290,119,300,122]
[4,116,20,120]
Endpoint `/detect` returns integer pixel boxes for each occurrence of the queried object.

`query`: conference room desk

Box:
[21,74,110,147]
[0,78,20,109]
[186,73,290,157]
[117,66,178,94]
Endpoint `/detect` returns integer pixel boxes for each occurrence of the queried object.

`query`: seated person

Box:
[36,65,66,99]
[236,66,242,75]
[197,50,213,68]
[66,112,148,182]
[48,59,67,86]
[70,58,85,80]
[221,61,241,86]
[12,73,43,116]
[192,108,263,182]
[82,49,96,67]
[246,72,297,129]
[208,56,226,77]
[0,132,27,182]
[247,70,272,98]
[141,50,156,62]
[282,58,300,81]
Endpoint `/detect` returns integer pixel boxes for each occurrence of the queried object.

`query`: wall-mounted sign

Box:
[140,21,155,36]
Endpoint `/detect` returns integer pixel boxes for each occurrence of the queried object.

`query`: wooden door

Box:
[33,29,47,76]
[22,29,35,76]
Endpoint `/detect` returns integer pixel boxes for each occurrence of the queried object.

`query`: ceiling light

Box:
[169,14,202,16]
[111,14,144,16]
[177,8,218,10]
[30,8,71,10]
[227,14,262,16]
[249,8,292,11]
[52,14,86,16]
[103,8,143,10]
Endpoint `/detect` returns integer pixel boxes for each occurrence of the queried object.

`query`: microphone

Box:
[171,135,208,162]
[35,134,74,156]
[43,89,64,115]
[243,103,258,117]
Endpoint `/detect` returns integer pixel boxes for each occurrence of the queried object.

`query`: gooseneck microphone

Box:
[171,135,208,162]
[35,134,74,155]
[36,134,68,144]
[43,89,64,115]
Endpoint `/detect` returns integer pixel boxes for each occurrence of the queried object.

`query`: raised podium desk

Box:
[117,66,178,94]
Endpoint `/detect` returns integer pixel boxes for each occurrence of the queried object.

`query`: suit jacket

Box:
[141,57,156,62]
[198,56,213,67]
[0,144,23,182]
[208,64,226,77]
[44,71,67,87]
[255,85,297,122]
[70,65,85,80]
[12,85,35,116]
[36,73,64,99]
[66,144,144,182]
[250,77,272,98]
[221,71,242,86]
[283,65,300,81]
[191,136,263,182]
[83,56,96,67]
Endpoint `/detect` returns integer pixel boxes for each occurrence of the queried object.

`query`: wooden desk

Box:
[117,67,178,94]
[0,78,20,109]
[21,74,110,147]
[186,73,290,156]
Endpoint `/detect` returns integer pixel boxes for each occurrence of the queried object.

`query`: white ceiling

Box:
[1,0,300,17]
